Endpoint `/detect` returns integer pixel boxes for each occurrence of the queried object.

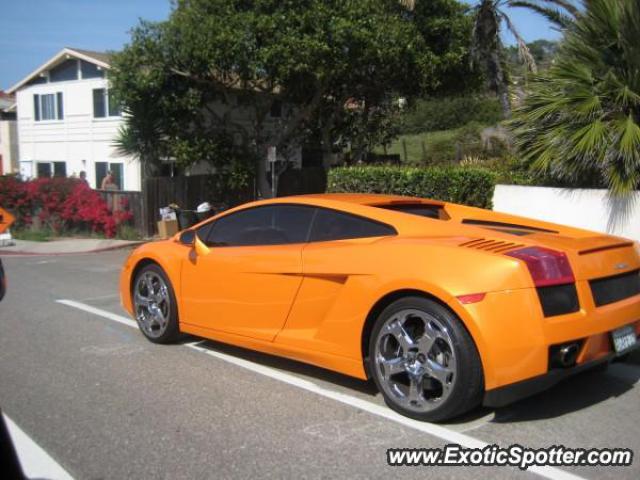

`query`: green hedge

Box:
[327,166,497,209]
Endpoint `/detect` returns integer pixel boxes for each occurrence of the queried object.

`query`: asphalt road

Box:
[0,250,639,480]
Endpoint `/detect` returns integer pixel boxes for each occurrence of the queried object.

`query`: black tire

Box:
[614,353,630,363]
[367,296,484,422]
[132,263,180,344]
[590,361,609,373]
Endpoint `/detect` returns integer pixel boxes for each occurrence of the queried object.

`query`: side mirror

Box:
[194,235,210,257]
[179,230,195,246]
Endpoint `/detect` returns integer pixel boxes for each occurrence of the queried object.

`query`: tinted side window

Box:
[196,221,214,243]
[309,208,396,242]
[206,205,315,247]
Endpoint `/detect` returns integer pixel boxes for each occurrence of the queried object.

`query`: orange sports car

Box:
[120,193,640,421]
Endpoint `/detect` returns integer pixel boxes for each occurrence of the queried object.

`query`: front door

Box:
[180,204,316,341]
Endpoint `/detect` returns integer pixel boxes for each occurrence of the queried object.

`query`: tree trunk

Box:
[490,50,511,118]
[256,149,271,198]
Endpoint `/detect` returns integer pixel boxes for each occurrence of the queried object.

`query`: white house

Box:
[0,92,18,176]
[7,48,141,191]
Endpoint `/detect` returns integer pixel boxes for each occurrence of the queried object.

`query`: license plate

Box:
[611,325,638,354]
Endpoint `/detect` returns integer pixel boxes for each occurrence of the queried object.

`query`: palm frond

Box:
[510,0,640,195]
[508,1,576,28]
[499,11,537,73]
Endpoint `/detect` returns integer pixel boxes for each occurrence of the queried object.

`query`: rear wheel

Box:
[368,297,483,422]
[132,264,180,344]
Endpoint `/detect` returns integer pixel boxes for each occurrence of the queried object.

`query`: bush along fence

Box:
[327,165,497,208]
[0,176,133,238]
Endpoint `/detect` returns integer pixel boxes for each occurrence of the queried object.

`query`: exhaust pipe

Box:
[549,341,581,369]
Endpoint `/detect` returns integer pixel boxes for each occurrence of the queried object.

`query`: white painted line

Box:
[3,413,75,480]
[56,299,138,329]
[57,299,587,480]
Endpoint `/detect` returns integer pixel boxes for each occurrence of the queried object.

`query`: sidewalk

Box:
[0,238,145,256]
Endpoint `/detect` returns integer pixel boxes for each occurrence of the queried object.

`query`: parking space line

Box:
[56,299,587,480]
[57,299,137,329]
[3,413,75,480]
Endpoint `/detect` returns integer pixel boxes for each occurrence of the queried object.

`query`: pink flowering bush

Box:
[0,175,133,237]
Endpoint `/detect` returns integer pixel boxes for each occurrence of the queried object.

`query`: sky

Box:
[0,0,561,91]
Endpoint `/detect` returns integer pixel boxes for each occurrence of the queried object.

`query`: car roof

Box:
[274,193,445,206]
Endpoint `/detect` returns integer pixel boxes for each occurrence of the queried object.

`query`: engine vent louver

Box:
[459,238,522,253]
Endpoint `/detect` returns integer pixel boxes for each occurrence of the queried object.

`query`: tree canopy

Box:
[111,0,474,195]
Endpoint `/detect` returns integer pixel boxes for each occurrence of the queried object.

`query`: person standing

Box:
[101,170,118,191]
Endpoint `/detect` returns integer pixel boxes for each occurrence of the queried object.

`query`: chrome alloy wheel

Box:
[133,271,171,339]
[374,309,457,413]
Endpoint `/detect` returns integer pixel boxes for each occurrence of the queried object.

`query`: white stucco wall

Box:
[493,184,640,241]
[16,78,141,190]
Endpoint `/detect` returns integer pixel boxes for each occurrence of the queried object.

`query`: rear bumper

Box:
[483,340,639,407]
[458,284,640,392]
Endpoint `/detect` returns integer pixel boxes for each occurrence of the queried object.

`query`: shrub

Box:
[401,96,502,134]
[0,176,132,237]
[327,165,497,208]
[376,122,507,166]
[278,167,327,196]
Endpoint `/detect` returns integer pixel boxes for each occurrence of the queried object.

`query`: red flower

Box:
[0,176,134,237]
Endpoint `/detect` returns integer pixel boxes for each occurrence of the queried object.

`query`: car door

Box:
[275,207,398,355]
[180,204,316,341]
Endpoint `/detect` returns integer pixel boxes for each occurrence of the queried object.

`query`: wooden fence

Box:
[142,175,254,236]
[99,171,330,238]
[95,189,145,236]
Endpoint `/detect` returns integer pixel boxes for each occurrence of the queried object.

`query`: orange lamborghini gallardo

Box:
[120,194,640,421]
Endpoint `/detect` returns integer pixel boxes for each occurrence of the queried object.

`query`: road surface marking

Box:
[57,299,137,329]
[3,413,75,480]
[78,293,121,301]
[57,299,587,480]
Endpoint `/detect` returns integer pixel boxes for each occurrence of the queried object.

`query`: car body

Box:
[120,193,640,421]
[0,259,5,302]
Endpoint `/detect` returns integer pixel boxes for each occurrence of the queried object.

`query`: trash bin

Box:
[195,202,211,222]
[175,209,198,230]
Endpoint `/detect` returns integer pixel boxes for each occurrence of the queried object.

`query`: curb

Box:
[0,241,146,257]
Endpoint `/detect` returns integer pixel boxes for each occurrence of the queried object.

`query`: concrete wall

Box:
[493,184,640,241]
[16,78,141,190]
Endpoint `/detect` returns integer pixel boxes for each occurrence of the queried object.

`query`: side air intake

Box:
[459,238,522,254]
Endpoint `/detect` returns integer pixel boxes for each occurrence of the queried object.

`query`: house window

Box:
[49,59,79,82]
[93,88,121,118]
[81,61,104,79]
[36,162,51,178]
[36,161,67,178]
[34,93,64,121]
[95,162,124,189]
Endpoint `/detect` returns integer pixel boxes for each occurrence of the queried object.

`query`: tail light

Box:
[506,247,575,287]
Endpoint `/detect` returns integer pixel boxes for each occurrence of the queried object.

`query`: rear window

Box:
[309,208,396,242]
[376,204,442,219]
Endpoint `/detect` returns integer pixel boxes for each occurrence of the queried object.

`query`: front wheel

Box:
[368,297,484,422]
[132,264,180,344]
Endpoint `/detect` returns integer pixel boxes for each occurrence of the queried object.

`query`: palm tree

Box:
[114,104,167,178]
[469,0,579,117]
[400,1,579,117]
[511,0,640,196]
